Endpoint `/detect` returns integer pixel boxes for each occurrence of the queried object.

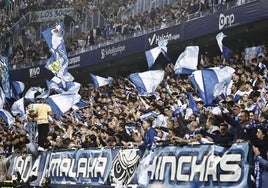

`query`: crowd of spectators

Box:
[0,42,267,154]
[0,0,232,69]
[0,0,266,187]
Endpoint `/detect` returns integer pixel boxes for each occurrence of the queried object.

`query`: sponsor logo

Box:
[101,45,126,59]
[29,67,40,78]
[219,13,235,30]
[148,32,180,46]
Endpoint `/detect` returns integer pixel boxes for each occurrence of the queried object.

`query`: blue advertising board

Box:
[9,0,268,83]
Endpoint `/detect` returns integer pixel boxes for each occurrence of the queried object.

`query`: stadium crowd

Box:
[1,42,268,186]
[0,0,267,187]
[0,0,216,68]
[0,42,267,152]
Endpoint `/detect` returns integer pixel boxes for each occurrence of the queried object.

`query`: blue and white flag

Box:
[190,66,235,105]
[24,87,46,102]
[63,81,81,94]
[0,87,5,109]
[139,111,159,121]
[42,22,74,82]
[90,73,113,88]
[216,32,231,60]
[145,39,170,68]
[0,55,10,98]
[72,100,89,110]
[46,79,61,93]
[11,81,25,99]
[45,94,81,119]
[129,70,165,94]
[188,92,199,114]
[244,46,264,64]
[174,46,199,75]
[145,47,162,68]
[11,97,26,120]
[0,109,15,125]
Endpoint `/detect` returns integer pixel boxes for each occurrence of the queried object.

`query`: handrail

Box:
[9,0,258,70]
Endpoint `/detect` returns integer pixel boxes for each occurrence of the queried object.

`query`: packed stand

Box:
[0,42,267,154]
[3,0,220,68]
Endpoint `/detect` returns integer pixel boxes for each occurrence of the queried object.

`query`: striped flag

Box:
[145,39,170,68]
[45,93,81,119]
[190,66,235,104]
[174,46,199,75]
[0,55,11,98]
[90,74,113,88]
[129,70,164,94]
[42,22,74,82]
[216,32,231,60]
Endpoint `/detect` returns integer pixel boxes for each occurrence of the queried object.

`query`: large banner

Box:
[136,142,250,187]
[6,143,252,187]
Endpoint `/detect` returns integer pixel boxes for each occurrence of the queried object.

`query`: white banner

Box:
[30,8,74,22]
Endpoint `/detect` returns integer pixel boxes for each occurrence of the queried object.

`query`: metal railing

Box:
[9,0,258,70]
[121,0,179,21]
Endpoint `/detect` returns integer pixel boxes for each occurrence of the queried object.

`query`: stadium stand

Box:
[0,0,268,187]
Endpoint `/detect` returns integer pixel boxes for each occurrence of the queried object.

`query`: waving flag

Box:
[24,87,46,102]
[174,46,199,75]
[0,55,10,98]
[190,66,235,105]
[145,39,170,68]
[129,70,164,94]
[42,22,74,82]
[11,81,25,99]
[188,92,199,114]
[46,78,81,95]
[216,32,231,60]
[63,82,81,94]
[244,46,264,65]
[11,97,26,120]
[72,100,89,110]
[0,109,15,125]
[45,94,81,119]
[90,74,113,88]
[0,87,5,109]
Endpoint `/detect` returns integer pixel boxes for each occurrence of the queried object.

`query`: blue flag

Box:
[190,66,235,105]
[45,93,81,119]
[0,55,10,98]
[90,73,113,88]
[11,97,27,121]
[42,22,74,82]
[0,87,5,109]
[0,109,15,125]
[174,46,199,75]
[216,32,231,60]
[145,39,170,68]
[129,70,164,94]
[72,100,89,111]
[188,92,199,114]
[11,81,25,99]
